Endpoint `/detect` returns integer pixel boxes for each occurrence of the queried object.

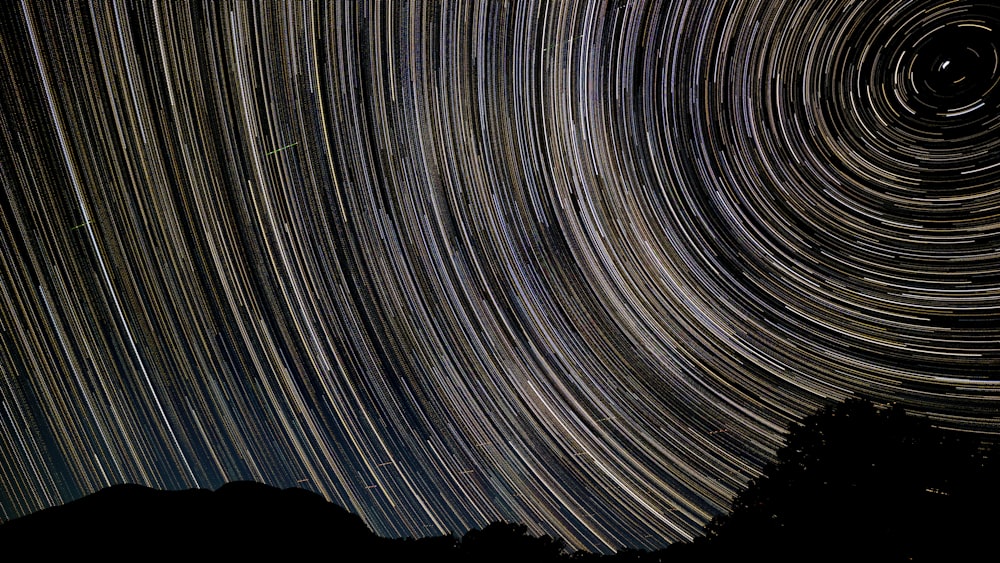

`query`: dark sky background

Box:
[1,0,999,553]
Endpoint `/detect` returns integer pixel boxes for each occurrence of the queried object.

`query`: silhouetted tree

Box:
[380,533,460,562]
[460,521,567,563]
[705,399,1000,561]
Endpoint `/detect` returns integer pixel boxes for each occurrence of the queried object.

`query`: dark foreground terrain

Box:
[2,399,996,562]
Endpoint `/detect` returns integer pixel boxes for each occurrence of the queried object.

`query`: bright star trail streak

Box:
[1,0,999,553]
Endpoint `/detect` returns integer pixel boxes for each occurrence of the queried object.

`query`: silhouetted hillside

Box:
[2,400,995,562]
[0,481,377,559]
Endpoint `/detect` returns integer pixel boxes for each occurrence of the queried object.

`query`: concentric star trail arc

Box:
[1,0,998,553]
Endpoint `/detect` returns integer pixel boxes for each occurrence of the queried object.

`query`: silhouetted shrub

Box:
[460,521,567,563]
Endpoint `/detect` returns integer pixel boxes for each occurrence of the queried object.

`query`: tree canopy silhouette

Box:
[460,522,567,563]
[704,398,1000,562]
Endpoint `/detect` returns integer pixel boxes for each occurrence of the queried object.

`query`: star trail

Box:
[1,0,999,553]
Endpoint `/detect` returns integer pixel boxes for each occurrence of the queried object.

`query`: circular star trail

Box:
[1,0,998,553]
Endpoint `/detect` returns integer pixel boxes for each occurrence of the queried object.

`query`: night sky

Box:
[2,0,999,553]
